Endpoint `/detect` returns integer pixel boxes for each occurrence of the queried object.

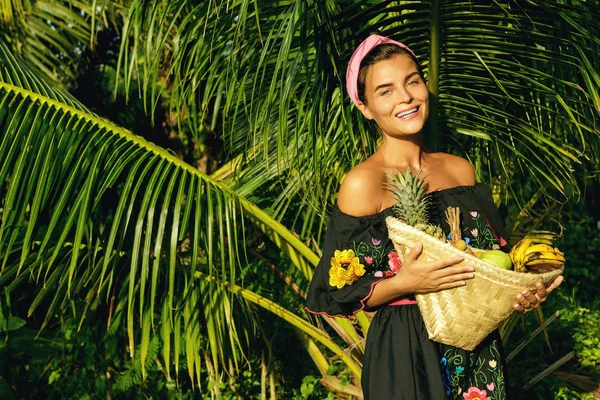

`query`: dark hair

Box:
[357,44,424,105]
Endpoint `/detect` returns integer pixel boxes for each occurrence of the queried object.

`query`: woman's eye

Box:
[380,90,391,96]
[407,80,419,87]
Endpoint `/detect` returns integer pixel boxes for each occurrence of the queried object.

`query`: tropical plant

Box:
[0,0,127,85]
[1,0,599,397]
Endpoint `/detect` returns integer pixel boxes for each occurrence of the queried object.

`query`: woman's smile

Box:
[358,54,429,137]
[395,105,420,120]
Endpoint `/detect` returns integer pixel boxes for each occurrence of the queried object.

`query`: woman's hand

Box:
[513,275,564,314]
[392,243,475,294]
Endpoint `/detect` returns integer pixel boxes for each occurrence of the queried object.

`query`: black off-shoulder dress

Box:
[306,184,508,400]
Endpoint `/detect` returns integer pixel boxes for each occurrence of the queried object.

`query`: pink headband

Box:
[345,35,417,107]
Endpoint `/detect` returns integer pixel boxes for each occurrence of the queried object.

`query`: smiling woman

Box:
[356,49,429,138]
[305,34,562,400]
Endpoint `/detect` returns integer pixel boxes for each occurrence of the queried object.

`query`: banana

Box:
[525,251,565,262]
[516,238,532,260]
[509,238,532,272]
[509,237,566,272]
[527,230,559,245]
[526,258,565,266]
[524,243,556,254]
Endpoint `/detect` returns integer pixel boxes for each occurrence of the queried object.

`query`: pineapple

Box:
[386,168,445,240]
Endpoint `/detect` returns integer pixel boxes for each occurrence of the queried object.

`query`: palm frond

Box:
[0,0,110,85]
[115,0,599,244]
[0,39,324,380]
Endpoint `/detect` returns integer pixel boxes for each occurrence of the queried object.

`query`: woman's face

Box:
[358,54,429,137]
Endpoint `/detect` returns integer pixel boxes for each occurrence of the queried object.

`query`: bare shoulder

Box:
[433,153,476,186]
[337,162,386,217]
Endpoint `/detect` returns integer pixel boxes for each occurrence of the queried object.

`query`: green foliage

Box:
[0,294,328,399]
[555,216,600,307]
[556,304,600,375]
[503,208,600,398]
[291,375,337,400]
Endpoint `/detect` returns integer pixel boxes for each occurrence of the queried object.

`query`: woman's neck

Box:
[376,134,427,171]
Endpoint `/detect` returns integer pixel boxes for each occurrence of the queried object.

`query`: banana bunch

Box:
[509,238,565,272]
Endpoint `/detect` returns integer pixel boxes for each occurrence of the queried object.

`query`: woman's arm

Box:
[365,243,473,307]
[338,164,476,308]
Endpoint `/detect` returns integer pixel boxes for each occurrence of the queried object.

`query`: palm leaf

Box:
[115,0,599,243]
[0,39,332,382]
[0,0,121,86]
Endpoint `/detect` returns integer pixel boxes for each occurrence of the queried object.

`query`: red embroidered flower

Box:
[499,237,507,247]
[372,238,381,245]
[387,251,402,274]
[364,256,373,265]
[462,387,490,400]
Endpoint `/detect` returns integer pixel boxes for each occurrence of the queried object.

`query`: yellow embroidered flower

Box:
[329,249,365,289]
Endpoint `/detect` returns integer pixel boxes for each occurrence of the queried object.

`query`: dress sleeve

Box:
[305,208,392,318]
[474,184,509,249]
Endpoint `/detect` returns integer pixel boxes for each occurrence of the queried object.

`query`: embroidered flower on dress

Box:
[471,228,479,237]
[470,211,478,218]
[462,387,490,400]
[387,251,402,274]
[364,256,373,265]
[492,244,500,250]
[486,382,495,391]
[329,249,365,289]
[488,360,497,368]
[499,237,507,247]
[455,366,465,374]
[374,271,383,278]
[440,357,451,396]
[372,237,381,245]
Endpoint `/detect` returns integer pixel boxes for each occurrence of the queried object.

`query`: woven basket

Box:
[386,216,564,351]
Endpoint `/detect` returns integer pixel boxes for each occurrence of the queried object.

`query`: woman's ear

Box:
[357,102,374,120]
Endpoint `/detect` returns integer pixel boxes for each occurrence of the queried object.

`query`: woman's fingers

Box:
[513,276,564,314]
[513,304,526,313]
[434,280,467,292]
[545,275,564,294]
[534,282,547,302]
[517,290,536,309]
[404,243,423,265]
[432,256,465,269]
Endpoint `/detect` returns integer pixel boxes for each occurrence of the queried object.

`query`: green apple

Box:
[478,250,513,270]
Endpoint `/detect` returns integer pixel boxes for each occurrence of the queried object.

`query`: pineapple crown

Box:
[385,168,432,226]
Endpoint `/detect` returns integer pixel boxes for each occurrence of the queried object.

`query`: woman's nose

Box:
[396,87,413,103]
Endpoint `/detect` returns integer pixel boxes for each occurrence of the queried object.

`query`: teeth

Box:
[396,107,418,118]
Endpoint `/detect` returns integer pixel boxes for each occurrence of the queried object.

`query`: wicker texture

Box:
[386,216,564,351]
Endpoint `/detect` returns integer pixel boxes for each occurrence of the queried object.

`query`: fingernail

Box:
[518,295,524,300]
[467,267,475,272]
[468,274,474,278]
[521,291,528,296]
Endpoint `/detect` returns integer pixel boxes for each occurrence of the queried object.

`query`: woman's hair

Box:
[356,44,424,105]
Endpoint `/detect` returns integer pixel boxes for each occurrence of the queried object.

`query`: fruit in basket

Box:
[478,250,513,270]
[386,168,445,240]
[454,239,467,251]
[509,238,565,272]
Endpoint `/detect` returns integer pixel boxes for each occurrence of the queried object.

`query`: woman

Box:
[305,35,563,399]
